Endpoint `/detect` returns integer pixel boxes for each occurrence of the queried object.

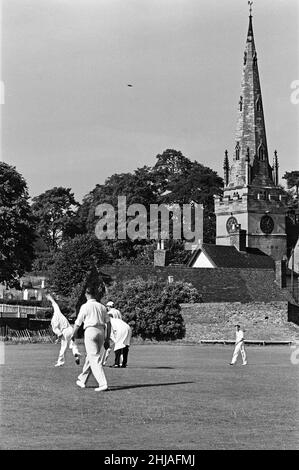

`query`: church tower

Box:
[215,5,287,261]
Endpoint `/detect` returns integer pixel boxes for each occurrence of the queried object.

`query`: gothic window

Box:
[256,97,261,112]
[235,142,240,160]
[258,143,265,161]
[239,96,243,111]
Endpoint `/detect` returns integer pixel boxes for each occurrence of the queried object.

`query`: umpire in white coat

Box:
[109,317,132,368]
[72,286,111,392]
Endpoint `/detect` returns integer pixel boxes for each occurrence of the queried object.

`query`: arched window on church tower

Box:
[256,96,261,112]
[258,143,265,161]
[235,142,240,160]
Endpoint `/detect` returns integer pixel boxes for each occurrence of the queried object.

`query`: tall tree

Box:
[78,167,158,233]
[0,163,36,284]
[31,187,81,250]
[48,233,111,296]
[283,171,299,198]
[77,167,159,263]
[78,149,223,264]
[152,150,223,243]
[48,233,112,313]
[283,171,299,257]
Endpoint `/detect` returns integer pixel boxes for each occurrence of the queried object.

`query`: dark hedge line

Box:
[0,299,45,307]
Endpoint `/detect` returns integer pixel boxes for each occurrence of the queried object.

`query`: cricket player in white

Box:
[103,317,132,368]
[230,324,247,366]
[46,294,81,367]
[72,286,111,392]
[106,301,122,319]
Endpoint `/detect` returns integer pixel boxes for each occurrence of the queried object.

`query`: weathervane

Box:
[248,1,253,16]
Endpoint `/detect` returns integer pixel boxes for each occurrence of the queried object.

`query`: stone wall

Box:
[180,301,299,342]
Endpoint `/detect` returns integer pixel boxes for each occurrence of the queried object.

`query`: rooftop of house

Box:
[186,244,275,269]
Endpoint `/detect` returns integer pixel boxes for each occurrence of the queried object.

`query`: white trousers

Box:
[57,326,80,364]
[78,326,107,388]
[231,341,247,364]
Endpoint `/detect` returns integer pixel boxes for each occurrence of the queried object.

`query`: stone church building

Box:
[214,11,287,262]
[186,9,298,278]
[153,8,299,308]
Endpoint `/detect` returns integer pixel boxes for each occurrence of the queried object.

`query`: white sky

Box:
[2,0,299,202]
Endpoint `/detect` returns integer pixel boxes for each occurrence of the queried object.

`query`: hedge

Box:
[0,299,45,307]
[103,277,202,341]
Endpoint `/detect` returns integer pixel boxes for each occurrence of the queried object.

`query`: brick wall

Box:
[102,264,291,303]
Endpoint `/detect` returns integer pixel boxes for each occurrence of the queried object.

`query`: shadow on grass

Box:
[134,366,175,369]
[105,366,175,369]
[109,381,194,391]
[82,381,194,391]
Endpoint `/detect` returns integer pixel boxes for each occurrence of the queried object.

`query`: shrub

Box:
[103,278,201,341]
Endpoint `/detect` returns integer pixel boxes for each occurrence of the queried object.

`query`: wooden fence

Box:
[0,325,54,343]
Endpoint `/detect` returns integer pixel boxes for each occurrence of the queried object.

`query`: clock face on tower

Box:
[260,215,274,234]
[226,216,238,233]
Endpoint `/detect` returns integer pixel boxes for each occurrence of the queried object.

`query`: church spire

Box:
[215,4,287,261]
[227,5,274,189]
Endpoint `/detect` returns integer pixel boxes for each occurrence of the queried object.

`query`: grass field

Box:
[0,343,299,450]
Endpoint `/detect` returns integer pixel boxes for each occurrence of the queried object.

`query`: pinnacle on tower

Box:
[223,150,230,187]
[272,150,279,186]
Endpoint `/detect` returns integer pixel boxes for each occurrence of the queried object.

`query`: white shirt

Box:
[50,302,70,336]
[108,308,122,319]
[236,329,244,343]
[75,299,110,330]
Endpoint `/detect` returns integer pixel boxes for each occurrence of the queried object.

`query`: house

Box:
[186,243,274,269]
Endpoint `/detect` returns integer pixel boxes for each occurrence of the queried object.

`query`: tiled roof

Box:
[186,244,275,269]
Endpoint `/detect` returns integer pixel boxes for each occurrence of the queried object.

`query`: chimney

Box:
[154,239,169,267]
[229,225,247,252]
[190,238,203,253]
